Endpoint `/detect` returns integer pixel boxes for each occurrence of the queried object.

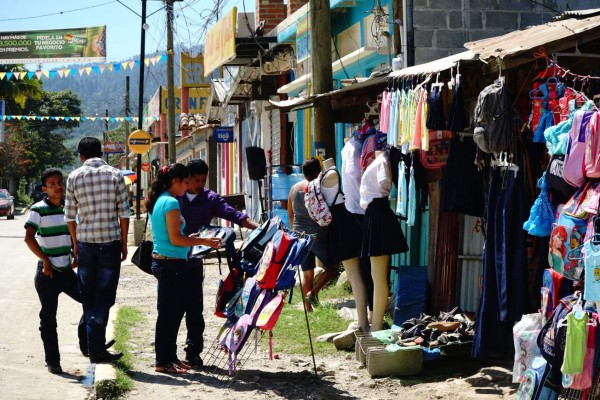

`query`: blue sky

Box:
[0,0,255,67]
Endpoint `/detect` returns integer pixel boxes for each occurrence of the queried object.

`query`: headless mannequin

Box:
[370,150,389,332]
[322,157,370,332]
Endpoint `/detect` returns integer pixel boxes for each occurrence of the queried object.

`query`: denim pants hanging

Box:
[472,167,530,359]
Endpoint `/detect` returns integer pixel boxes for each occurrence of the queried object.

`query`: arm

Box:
[165,209,222,248]
[287,185,295,228]
[67,220,78,262]
[120,217,129,261]
[24,226,53,278]
[240,218,259,230]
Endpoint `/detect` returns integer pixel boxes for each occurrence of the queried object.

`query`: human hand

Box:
[203,237,223,249]
[71,257,78,270]
[42,259,53,278]
[121,242,128,262]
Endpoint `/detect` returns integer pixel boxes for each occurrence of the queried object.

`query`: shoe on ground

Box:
[46,363,63,374]
[185,354,203,368]
[81,339,116,357]
[155,362,187,374]
[89,350,123,364]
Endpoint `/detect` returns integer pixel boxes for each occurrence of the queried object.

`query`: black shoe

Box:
[185,354,203,368]
[46,363,63,374]
[89,350,123,364]
[81,340,116,357]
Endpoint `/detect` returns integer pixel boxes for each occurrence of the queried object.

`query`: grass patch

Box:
[271,285,352,356]
[112,306,144,395]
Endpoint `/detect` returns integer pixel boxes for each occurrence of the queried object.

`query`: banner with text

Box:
[0,26,106,64]
[204,7,236,76]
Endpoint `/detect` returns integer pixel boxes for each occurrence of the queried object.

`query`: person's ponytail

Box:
[145,164,189,213]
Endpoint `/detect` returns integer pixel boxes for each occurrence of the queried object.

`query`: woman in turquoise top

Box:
[146,163,222,374]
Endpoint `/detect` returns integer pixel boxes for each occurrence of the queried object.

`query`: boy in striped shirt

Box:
[24,168,86,374]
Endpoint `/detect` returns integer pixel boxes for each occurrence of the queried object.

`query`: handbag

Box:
[131,216,153,275]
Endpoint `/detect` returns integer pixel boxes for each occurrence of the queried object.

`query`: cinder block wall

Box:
[412,0,598,64]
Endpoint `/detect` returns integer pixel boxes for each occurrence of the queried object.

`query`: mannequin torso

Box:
[321,158,344,206]
[321,158,338,188]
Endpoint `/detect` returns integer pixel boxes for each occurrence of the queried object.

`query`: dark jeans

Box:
[34,264,86,365]
[153,258,187,365]
[184,258,205,356]
[76,241,121,355]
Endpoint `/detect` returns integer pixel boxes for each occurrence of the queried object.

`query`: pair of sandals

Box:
[305,294,320,308]
[155,359,191,375]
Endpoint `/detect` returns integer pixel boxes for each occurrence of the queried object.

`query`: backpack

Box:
[536,293,579,367]
[420,130,453,170]
[545,154,577,202]
[249,289,277,326]
[255,230,296,289]
[473,81,516,153]
[274,236,314,303]
[563,110,594,187]
[239,216,283,265]
[540,269,573,322]
[584,112,600,177]
[256,293,285,331]
[214,268,242,318]
[305,168,343,227]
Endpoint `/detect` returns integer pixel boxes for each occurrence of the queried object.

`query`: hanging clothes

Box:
[447,74,468,132]
[472,166,530,360]
[426,83,446,130]
[397,160,408,217]
[379,90,391,134]
[341,137,364,215]
[407,165,416,226]
[387,89,399,146]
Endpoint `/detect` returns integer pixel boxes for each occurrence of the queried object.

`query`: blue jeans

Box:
[76,241,121,355]
[34,264,86,365]
[153,258,187,365]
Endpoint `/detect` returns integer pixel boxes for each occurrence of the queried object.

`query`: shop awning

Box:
[464,13,600,68]
[389,51,478,78]
[267,95,318,112]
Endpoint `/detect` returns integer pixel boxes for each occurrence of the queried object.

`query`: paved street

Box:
[0,210,92,400]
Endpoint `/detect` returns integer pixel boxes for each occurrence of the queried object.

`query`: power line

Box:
[0,1,118,22]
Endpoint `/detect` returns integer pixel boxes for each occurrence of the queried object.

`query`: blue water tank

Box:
[289,166,304,188]
[271,167,291,201]
[272,202,290,228]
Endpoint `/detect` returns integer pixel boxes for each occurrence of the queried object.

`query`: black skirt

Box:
[361,197,408,257]
[327,203,362,263]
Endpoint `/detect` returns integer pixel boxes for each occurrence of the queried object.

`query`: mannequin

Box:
[359,149,408,332]
[321,157,370,331]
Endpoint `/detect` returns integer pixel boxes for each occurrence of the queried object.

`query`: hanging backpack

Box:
[545,154,577,201]
[305,167,344,227]
[420,130,453,170]
[214,268,242,318]
[563,110,594,187]
[255,230,296,289]
[536,294,579,368]
[584,111,600,177]
[473,81,516,153]
[239,216,283,265]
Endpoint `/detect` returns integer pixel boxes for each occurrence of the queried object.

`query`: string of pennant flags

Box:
[1,115,160,123]
[0,54,167,81]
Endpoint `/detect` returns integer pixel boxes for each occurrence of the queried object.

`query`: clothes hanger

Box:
[494,58,504,85]
[554,41,600,60]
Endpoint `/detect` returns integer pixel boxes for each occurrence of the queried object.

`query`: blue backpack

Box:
[275,236,313,303]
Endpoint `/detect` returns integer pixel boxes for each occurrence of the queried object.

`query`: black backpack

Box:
[473,81,516,153]
[536,294,579,368]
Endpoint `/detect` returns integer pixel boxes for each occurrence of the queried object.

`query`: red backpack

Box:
[420,130,453,170]
[255,230,296,289]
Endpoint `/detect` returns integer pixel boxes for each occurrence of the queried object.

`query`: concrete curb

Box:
[94,306,118,399]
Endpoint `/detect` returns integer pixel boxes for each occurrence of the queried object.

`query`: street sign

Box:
[213,126,234,143]
[128,130,152,154]
[141,162,151,172]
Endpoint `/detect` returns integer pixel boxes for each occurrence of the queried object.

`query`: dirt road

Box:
[118,253,519,400]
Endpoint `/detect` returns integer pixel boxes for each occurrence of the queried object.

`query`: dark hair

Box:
[41,168,63,187]
[187,159,208,176]
[302,157,321,181]
[145,163,189,213]
[77,137,102,159]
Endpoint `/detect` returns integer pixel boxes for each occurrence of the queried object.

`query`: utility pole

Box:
[166,0,177,164]
[125,75,130,169]
[309,0,334,159]
[135,0,147,220]
[104,109,109,162]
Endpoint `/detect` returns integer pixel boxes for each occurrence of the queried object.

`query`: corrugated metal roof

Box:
[389,51,478,77]
[464,14,600,61]
[553,8,600,21]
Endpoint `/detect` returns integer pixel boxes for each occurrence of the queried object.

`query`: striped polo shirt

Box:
[25,198,72,272]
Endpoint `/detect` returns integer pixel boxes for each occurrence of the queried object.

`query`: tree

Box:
[0,133,29,177]
[0,65,43,112]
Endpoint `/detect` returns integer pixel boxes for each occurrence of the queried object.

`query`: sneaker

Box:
[81,339,116,357]
[46,363,63,374]
[89,350,123,364]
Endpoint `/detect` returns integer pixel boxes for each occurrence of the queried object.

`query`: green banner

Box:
[0,26,106,64]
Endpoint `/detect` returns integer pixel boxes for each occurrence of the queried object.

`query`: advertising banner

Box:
[180,52,211,88]
[204,7,237,76]
[0,26,106,64]
[296,15,310,63]
[160,86,211,115]
[104,141,126,154]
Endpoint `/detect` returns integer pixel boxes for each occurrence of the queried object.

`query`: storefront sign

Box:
[104,141,125,154]
[213,126,234,143]
[204,7,237,76]
[296,15,310,63]
[180,52,210,88]
[160,86,211,114]
[0,26,106,64]
[141,162,151,172]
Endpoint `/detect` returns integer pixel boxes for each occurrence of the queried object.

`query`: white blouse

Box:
[341,138,363,215]
[321,169,345,207]
[359,152,391,210]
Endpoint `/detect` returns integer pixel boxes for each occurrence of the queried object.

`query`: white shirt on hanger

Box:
[359,152,391,210]
[341,138,363,215]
